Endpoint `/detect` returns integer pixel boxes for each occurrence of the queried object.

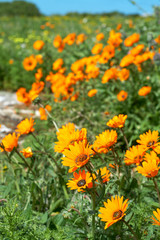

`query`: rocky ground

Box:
[0,91,39,140]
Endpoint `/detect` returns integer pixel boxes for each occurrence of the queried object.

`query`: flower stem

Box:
[15,149,36,177]
[122,219,138,240]
[91,190,96,240]
[153,178,160,206]
[120,128,129,150]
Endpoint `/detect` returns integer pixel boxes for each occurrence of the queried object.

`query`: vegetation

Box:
[1,9,160,239]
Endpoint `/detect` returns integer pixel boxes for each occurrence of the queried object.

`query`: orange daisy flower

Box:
[97,167,111,183]
[0,132,19,152]
[88,89,97,97]
[20,147,33,158]
[151,208,160,226]
[117,90,128,101]
[118,68,130,82]
[16,87,31,106]
[91,43,103,54]
[144,151,160,164]
[67,170,92,192]
[33,40,45,50]
[98,196,129,229]
[54,123,87,153]
[16,118,35,135]
[120,55,134,67]
[96,33,104,41]
[138,86,151,96]
[124,33,140,47]
[93,130,117,154]
[107,114,127,128]
[137,130,159,150]
[136,159,159,178]
[61,141,93,172]
[124,145,146,165]
[23,55,37,71]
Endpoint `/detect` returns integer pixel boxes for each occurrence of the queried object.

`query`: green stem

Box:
[91,191,96,240]
[31,132,62,173]
[122,219,138,240]
[120,128,129,150]
[153,178,160,206]
[15,149,36,176]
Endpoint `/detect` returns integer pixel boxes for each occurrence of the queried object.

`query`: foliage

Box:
[0,1,41,17]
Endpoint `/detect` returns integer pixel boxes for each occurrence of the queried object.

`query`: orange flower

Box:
[0,132,19,152]
[35,54,43,64]
[129,44,144,56]
[45,104,52,112]
[144,151,160,164]
[117,90,128,101]
[91,43,103,54]
[124,145,146,165]
[118,68,130,81]
[107,30,122,48]
[102,68,118,83]
[76,33,86,44]
[98,196,129,229]
[39,105,51,120]
[124,33,140,47]
[137,130,159,150]
[67,170,92,192]
[16,118,35,135]
[31,81,45,94]
[16,88,31,106]
[9,59,14,64]
[54,123,87,153]
[61,141,93,172]
[63,33,76,45]
[52,58,63,71]
[39,107,47,120]
[33,40,45,50]
[96,33,104,41]
[97,167,110,183]
[23,55,37,71]
[88,89,97,97]
[138,86,151,96]
[120,55,134,67]
[107,114,127,128]
[151,208,160,226]
[116,23,122,30]
[35,68,43,81]
[20,147,33,158]
[137,159,159,178]
[93,130,117,154]
[155,35,160,44]
[53,35,63,48]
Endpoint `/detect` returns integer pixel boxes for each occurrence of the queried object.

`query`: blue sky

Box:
[0,0,159,15]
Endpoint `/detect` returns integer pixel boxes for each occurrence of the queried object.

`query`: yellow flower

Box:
[20,147,33,158]
[0,133,19,152]
[151,208,160,226]
[137,130,159,150]
[67,170,92,192]
[93,130,117,154]
[98,196,129,229]
[61,141,93,172]
[16,118,35,135]
[124,145,146,165]
[107,114,127,128]
[137,159,159,178]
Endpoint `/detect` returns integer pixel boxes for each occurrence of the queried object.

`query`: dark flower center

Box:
[75,154,88,164]
[77,179,86,187]
[147,141,155,147]
[113,210,123,220]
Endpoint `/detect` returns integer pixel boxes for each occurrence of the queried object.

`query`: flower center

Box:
[77,179,86,187]
[113,210,123,220]
[75,154,88,165]
[147,141,155,147]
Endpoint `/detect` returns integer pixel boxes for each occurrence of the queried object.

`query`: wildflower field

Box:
[1,12,160,239]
